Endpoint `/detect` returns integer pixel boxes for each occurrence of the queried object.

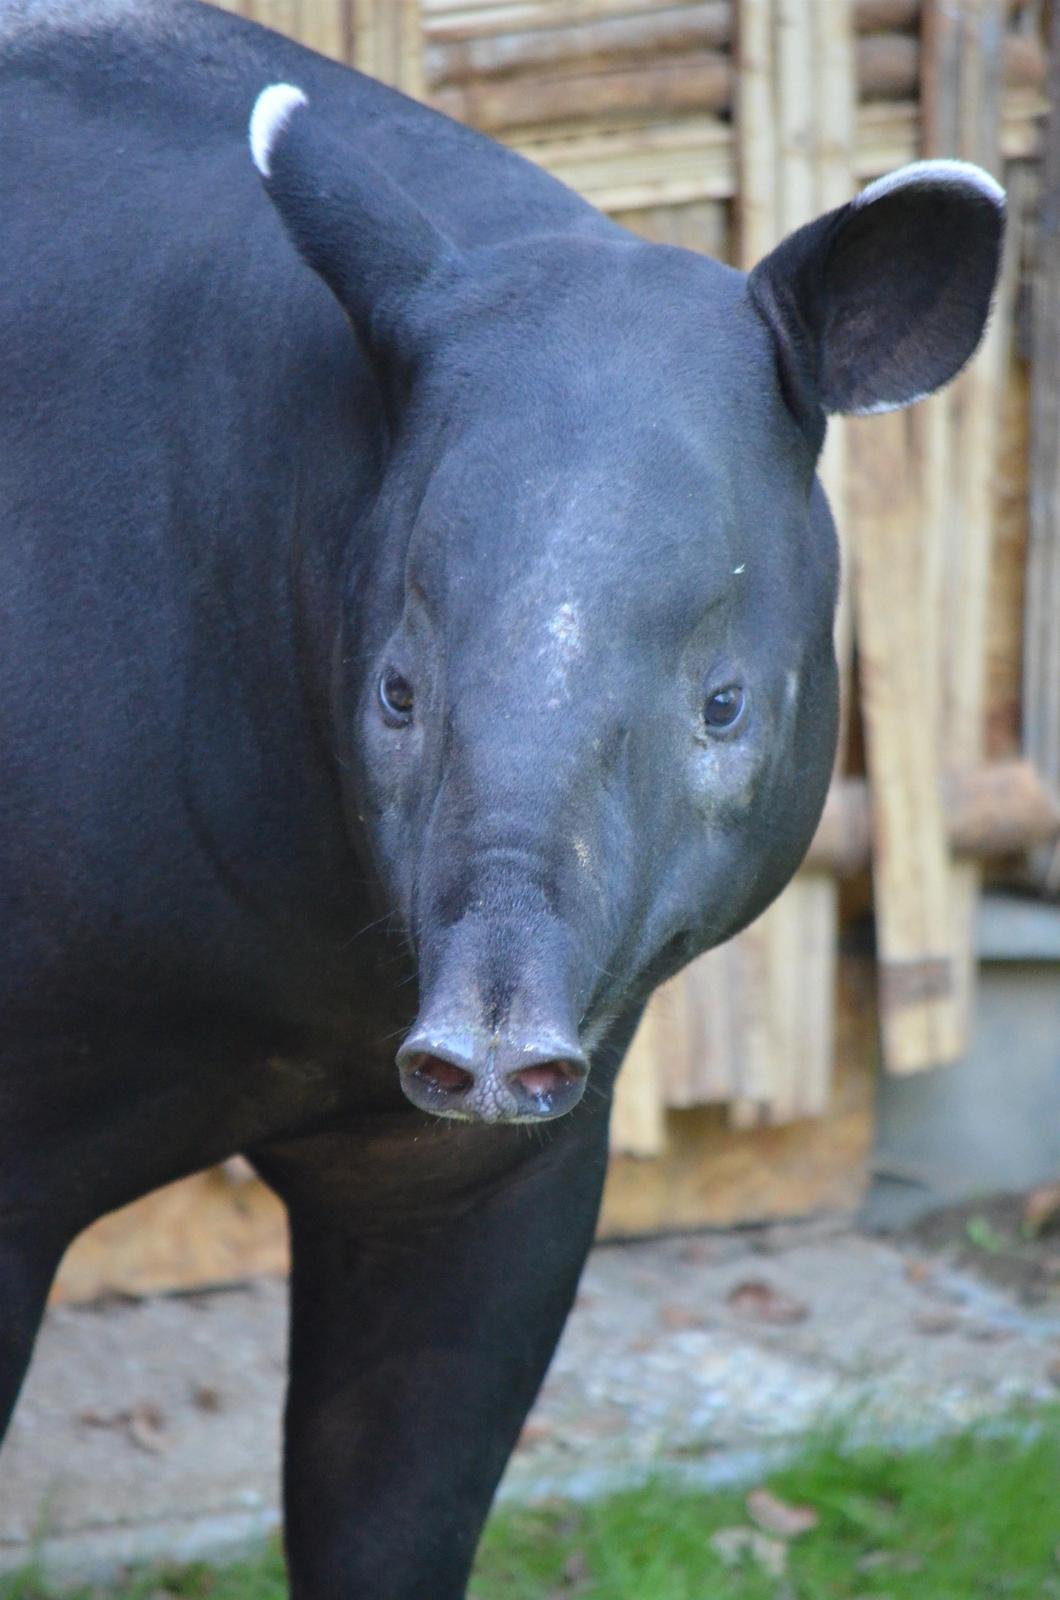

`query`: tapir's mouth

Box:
[398,1047,588,1124]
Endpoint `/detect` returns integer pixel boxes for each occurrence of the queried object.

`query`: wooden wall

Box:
[52,0,1059,1299]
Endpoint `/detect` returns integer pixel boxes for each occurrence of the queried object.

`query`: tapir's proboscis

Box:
[0,3,1003,1594]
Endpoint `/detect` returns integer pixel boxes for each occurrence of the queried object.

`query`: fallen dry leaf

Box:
[746,1486,819,1539]
[857,1548,924,1574]
[963,1321,1014,1344]
[913,1310,959,1336]
[725,1279,809,1325]
[1024,1184,1060,1238]
[516,1419,554,1450]
[710,1526,788,1577]
[128,1401,167,1454]
[677,1239,717,1266]
[659,1302,707,1332]
[76,1407,121,1430]
[191,1384,223,1413]
[561,1548,591,1585]
[76,1404,167,1450]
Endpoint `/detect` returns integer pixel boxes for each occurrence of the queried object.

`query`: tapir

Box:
[0,2,1003,1594]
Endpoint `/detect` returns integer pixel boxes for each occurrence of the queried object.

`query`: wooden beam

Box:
[808,761,1060,875]
[1025,0,1060,891]
[510,93,1042,216]
[425,2,1032,88]
[720,0,856,1128]
[609,1020,668,1157]
[430,32,1042,135]
[848,407,962,1072]
[351,0,425,96]
[918,0,1009,1046]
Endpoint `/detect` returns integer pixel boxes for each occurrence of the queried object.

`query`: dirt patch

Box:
[901,1188,1060,1306]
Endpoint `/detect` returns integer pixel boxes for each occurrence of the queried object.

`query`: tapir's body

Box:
[0,3,1003,1594]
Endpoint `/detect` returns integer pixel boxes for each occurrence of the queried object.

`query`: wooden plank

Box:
[426,4,732,88]
[847,408,962,1071]
[249,0,302,43]
[915,4,965,1048]
[352,0,425,95]
[986,261,1032,764]
[808,760,1060,874]
[423,1,1014,49]
[776,0,816,234]
[945,2,1004,1035]
[508,93,1042,216]
[1025,0,1060,890]
[665,948,743,1107]
[609,1014,668,1155]
[431,49,734,129]
[427,26,1042,134]
[607,189,733,1144]
[602,1038,873,1234]
[715,0,782,1129]
[293,0,349,63]
[918,0,1008,1044]
[610,196,729,258]
[722,0,856,1127]
[51,1168,289,1306]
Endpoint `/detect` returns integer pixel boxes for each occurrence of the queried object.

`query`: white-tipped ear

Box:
[249,83,308,179]
[853,158,1005,214]
[749,157,1005,418]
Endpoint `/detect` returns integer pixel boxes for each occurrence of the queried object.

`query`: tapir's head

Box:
[251,86,1003,1124]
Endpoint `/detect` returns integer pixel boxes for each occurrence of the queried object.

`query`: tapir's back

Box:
[0,0,600,246]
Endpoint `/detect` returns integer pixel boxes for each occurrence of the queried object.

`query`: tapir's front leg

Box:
[253,1098,612,1600]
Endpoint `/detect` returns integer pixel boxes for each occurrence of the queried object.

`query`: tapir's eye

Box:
[378,668,415,727]
[703,684,745,732]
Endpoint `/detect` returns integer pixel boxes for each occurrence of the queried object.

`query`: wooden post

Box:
[231,2,349,68]
[725,0,856,1126]
[609,1012,668,1157]
[848,408,963,1068]
[808,761,1060,875]
[352,0,424,97]
[885,0,1008,1062]
[1025,0,1060,891]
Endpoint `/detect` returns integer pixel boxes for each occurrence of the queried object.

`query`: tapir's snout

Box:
[397,1022,588,1123]
[390,745,605,1132]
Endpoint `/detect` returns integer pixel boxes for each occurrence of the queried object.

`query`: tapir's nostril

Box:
[411,1053,475,1094]
[509,1059,585,1099]
[396,1025,589,1122]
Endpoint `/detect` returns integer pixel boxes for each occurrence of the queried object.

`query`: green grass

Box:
[4,1412,1058,1600]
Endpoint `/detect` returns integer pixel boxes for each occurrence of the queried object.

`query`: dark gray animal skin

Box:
[0,4,1002,1593]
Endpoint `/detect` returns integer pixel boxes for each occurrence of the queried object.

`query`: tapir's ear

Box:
[248,83,456,340]
[748,160,1005,418]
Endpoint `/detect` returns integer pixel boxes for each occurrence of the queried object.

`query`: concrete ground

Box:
[2,1214,1058,1585]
